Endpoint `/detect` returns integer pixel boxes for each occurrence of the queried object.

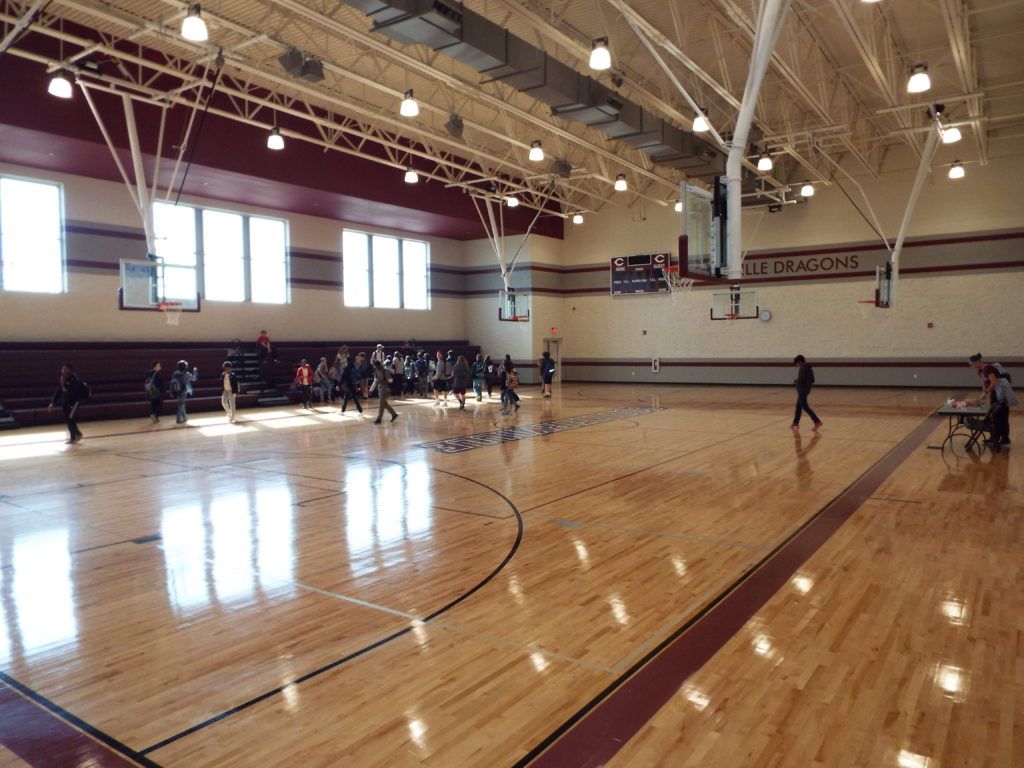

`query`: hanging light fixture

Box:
[589,37,611,71]
[757,151,773,172]
[800,183,815,197]
[572,213,584,225]
[907,64,930,94]
[692,108,710,133]
[948,161,965,179]
[529,140,544,162]
[674,201,683,212]
[399,89,419,118]
[614,173,627,192]
[181,5,209,42]
[404,166,418,184]
[266,127,284,150]
[47,70,73,99]
[941,126,962,144]
[505,195,520,207]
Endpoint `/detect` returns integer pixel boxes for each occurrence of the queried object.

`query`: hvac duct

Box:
[372,0,463,49]
[345,0,408,24]
[552,80,622,126]
[437,8,511,75]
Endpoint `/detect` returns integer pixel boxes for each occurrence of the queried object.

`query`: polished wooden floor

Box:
[0,385,1019,767]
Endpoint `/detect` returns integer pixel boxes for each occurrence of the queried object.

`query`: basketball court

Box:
[1,0,1023,766]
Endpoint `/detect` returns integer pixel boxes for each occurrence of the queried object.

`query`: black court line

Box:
[139,465,525,756]
[72,534,163,555]
[514,410,943,767]
[0,671,162,768]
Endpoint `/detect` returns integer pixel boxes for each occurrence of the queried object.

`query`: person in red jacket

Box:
[257,330,278,364]
[294,359,314,410]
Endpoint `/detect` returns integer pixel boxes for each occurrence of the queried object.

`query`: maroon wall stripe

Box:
[561,359,1023,369]
[289,250,341,263]
[287,277,342,288]
[0,678,154,768]
[66,258,119,271]
[744,229,1024,260]
[520,411,943,768]
[66,224,146,241]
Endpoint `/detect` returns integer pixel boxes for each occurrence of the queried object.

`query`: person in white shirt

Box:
[220,361,238,422]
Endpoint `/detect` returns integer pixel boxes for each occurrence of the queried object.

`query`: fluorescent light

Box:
[529,140,544,162]
[266,127,284,150]
[941,126,962,144]
[589,37,611,71]
[948,162,965,179]
[692,109,710,133]
[800,183,815,197]
[907,64,930,94]
[674,201,683,212]
[404,166,418,183]
[757,153,773,172]
[505,196,519,207]
[181,5,209,42]
[47,70,73,99]
[614,173,627,192]
[572,213,583,225]
[399,89,419,118]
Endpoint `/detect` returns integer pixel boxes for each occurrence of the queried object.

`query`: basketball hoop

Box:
[663,266,695,295]
[157,301,183,326]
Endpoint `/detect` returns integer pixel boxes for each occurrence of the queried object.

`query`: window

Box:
[203,210,245,302]
[0,177,64,293]
[343,230,370,307]
[152,201,288,304]
[342,230,429,309]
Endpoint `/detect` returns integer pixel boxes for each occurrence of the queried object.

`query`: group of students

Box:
[46,340,561,442]
[291,346,546,420]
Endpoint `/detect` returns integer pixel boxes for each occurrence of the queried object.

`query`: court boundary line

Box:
[0,672,162,768]
[139,464,525,757]
[513,409,943,768]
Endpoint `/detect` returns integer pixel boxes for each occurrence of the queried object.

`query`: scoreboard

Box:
[610,253,672,295]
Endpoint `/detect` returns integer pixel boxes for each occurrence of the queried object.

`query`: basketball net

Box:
[158,301,183,326]
[664,267,695,302]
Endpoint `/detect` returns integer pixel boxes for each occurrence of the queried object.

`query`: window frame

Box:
[152,200,290,305]
[342,228,430,310]
[0,174,67,294]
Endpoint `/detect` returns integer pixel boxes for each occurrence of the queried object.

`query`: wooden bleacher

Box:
[0,339,480,428]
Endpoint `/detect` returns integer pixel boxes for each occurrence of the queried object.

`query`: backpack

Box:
[542,358,556,375]
[170,373,183,396]
[144,373,160,399]
[77,379,92,401]
[807,365,815,385]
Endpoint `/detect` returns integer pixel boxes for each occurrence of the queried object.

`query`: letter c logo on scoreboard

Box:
[613,258,625,267]
[653,253,666,265]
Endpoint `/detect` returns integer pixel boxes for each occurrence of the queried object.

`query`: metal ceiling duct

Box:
[342,0,726,176]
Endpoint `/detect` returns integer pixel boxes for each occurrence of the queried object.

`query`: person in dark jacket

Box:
[171,360,198,424]
[49,363,86,443]
[471,354,487,401]
[220,361,240,422]
[791,354,822,432]
[339,354,364,414]
[372,360,398,424]
[538,351,556,398]
[452,355,472,410]
[146,361,164,423]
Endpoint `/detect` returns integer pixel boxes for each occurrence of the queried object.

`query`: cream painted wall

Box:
[0,163,466,342]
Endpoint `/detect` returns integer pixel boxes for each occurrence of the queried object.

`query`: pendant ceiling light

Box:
[614,173,627,192]
[399,89,419,118]
[947,162,965,179]
[907,64,931,94]
[529,140,544,162]
[181,5,209,42]
[404,166,418,184]
[47,70,73,99]
[267,127,284,150]
[589,37,611,71]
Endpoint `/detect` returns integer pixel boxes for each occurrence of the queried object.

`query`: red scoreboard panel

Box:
[610,253,671,295]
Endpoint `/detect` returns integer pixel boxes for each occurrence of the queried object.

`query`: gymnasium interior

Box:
[0,0,1022,766]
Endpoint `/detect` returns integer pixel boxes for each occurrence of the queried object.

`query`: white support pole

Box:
[889,125,940,304]
[78,82,141,212]
[122,94,156,253]
[726,0,794,280]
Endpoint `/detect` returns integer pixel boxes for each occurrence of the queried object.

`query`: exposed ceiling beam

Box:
[939,0,988,164]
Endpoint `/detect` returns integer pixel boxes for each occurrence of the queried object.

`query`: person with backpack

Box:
[48,362,88,443]
[471,353,487,401]
[371,360,399,424]
[791,354,822,432]
[220,361,239,423]
[170,360,198,424]
[145,361,164,423]
[295,359,314,410]
[538,351,556,398]
[339,353,364,415]
[501,365,520,415]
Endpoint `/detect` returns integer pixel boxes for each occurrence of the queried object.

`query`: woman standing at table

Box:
[970,354,1016,448]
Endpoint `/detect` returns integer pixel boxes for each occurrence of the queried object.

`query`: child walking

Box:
[791,354,823,432]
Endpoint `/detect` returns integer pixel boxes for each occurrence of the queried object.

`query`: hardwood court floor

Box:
[0,385,1019,767]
